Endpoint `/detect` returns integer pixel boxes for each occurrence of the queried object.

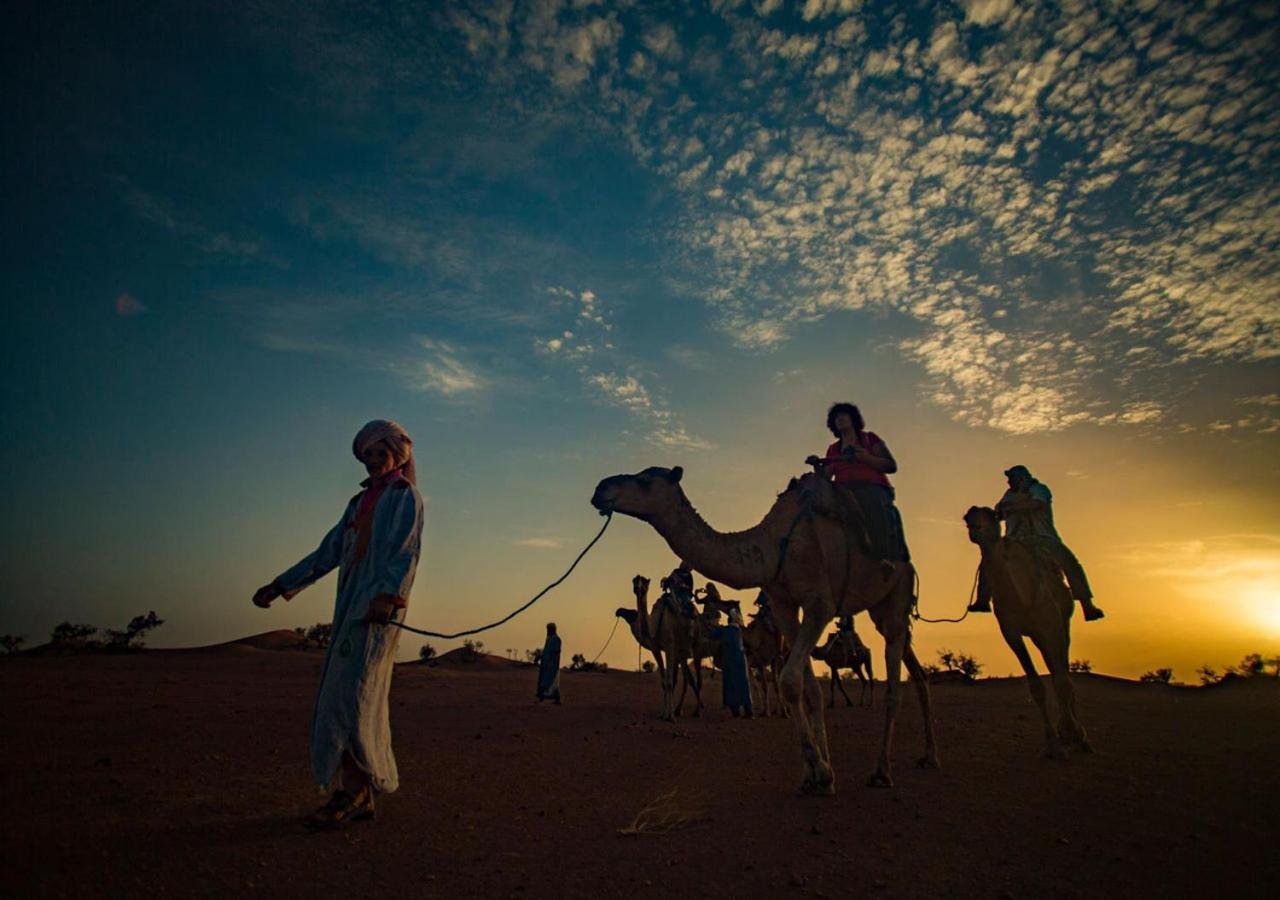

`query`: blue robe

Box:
[714,624,752,712]
[537,634,562,700]
[275,472,424,793]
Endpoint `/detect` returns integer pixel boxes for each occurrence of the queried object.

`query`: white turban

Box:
[353,419,416,485]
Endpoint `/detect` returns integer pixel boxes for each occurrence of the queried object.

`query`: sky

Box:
[2,0,1277,681]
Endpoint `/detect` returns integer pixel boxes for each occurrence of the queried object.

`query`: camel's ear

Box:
[669,466,684,483]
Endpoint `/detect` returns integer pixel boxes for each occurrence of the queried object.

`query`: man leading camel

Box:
[969,465,1104,621]
[252,419,425,829]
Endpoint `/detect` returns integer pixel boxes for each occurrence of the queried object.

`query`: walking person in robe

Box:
[536,622,562,704]
[251,419,424,829]
[714,604,754,718]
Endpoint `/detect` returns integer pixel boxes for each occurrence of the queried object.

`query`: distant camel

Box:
[615,574,701,721]
[812,628,874,708]
[593,466,937,794]
[964,506,1091,758]
[742,604,786,716]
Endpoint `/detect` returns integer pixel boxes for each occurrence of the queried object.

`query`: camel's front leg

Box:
[867,621,906,787]
[778,607,836,795]
[655,650,675,722]
[902,643,940,769]
[1004,626,1064,759]
[1033,632,1092,754]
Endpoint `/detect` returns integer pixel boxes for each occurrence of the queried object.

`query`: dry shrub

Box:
[618,788,708,836]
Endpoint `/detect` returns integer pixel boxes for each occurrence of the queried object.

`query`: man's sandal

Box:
[303,789,375,830]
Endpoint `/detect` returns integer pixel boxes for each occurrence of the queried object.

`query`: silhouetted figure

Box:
[537,623,562,704]
[969,465,1104,621]
[252,419,424,829]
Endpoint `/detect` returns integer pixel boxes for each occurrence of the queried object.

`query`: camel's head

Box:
[591,466,685,520]
[632,574,650,596]
[615,608,639,624]
[964,506,1000,544]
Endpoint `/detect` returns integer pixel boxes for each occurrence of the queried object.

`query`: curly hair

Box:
[825,402,864,439]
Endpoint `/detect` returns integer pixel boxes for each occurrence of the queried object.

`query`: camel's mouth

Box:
[590,486,615,515]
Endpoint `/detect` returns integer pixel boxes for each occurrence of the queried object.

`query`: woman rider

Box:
[814,402,910,564]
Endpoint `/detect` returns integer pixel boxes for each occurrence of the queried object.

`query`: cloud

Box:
[514,537,563,549]
[405,337,486,396]
[114,293,148,316]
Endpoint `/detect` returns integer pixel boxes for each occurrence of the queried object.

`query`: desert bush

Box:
[1,634,25,654]
[1196,665,1219,686]
[570,653,607,673]
[1238,653,1265,677]
[104,611,165,650]
[1069,659,1092,673]
[1139,668,1174,684]
[51,622,100,650]
[419,643,437,662]
[936,648,983,680]
[642,660,655,673]
[306,623,332,648]
[462,639,485,656]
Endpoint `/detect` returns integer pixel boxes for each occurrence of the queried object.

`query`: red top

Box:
[825,433,891,487]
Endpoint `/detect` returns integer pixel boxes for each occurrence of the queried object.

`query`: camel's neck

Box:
[646,490,799,590]
[979,538,1028,606]
[635,591,651,639]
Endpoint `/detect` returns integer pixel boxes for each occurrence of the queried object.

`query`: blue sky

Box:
[3,0,1277,676]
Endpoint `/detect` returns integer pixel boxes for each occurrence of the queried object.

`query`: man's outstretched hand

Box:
[252,583,281,609]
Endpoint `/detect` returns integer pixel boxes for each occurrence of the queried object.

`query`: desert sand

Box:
[2,634,1277,898]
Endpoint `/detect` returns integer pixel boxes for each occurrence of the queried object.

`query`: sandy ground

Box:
[3,637,1277,899]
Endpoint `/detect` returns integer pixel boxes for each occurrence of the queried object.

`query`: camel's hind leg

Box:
[1003,625,1065,759]
[776,605,836,795]
[1031,631,1091,754]
[902,643,940,769]
[861,657,875,708]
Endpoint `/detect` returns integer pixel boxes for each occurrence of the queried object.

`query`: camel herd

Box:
[591,465,1092,796]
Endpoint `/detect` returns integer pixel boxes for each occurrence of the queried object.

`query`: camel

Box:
[813,629,874,708]
[615,574,701,721]
[964,506,1091,758]
[592,466,938,793]
[742,605,786,716]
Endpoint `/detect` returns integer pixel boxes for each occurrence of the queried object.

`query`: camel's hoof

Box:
[915,755,941,770]
[798,778,836,797]
[865,771,894,788]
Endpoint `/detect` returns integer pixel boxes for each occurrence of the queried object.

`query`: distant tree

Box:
[1139,668,1174,684]
[104,611,165,650]
[419,644,437,662]
[462,639,485,656]
[306,623,332,649]
[641,660,655,673]
[955,653,983,680]
[1267,656,1280,678]
[51,622,100,650]
[1196,664,1219,686]
[1238,653,1265,677]
[937,648,982,680]
[526,648,542,665]
[1069,659,1093,673]
[1,634,25,655]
